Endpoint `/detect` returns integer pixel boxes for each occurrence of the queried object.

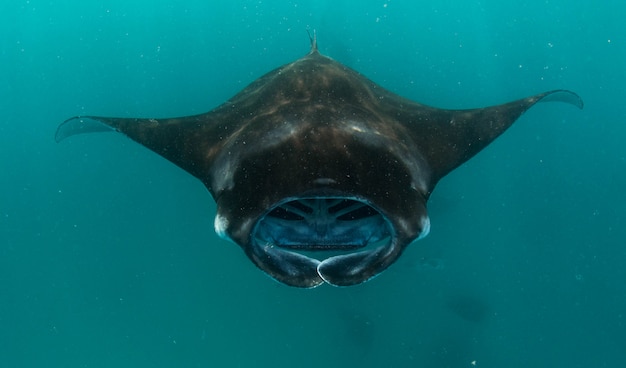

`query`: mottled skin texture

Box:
[57,41,583,287]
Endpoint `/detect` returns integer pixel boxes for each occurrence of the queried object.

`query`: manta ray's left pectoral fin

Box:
[411,89,583,185]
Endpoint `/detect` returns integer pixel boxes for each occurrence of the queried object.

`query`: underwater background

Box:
[1,0,624,367]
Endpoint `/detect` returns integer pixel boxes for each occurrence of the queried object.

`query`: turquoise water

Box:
[1,0,624,367]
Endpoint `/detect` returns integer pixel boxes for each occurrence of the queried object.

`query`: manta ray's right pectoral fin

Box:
[55,114,226,183]
[55,116,118,142]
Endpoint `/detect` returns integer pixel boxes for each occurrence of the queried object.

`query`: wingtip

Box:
[55,116,116,143]
[54,116,80,143]
[539,90,584,110]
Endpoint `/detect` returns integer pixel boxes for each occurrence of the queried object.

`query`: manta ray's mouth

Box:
[250,197,401,288]
[257,198,390,250]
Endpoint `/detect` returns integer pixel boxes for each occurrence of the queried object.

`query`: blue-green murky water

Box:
[1,1,624,367]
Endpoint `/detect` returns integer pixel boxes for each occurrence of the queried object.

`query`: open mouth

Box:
[250,197,399,287]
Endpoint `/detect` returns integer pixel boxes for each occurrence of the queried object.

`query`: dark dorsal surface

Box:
[57,40,583,288]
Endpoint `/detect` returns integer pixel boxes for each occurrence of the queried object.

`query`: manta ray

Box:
[56,36,583,288]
